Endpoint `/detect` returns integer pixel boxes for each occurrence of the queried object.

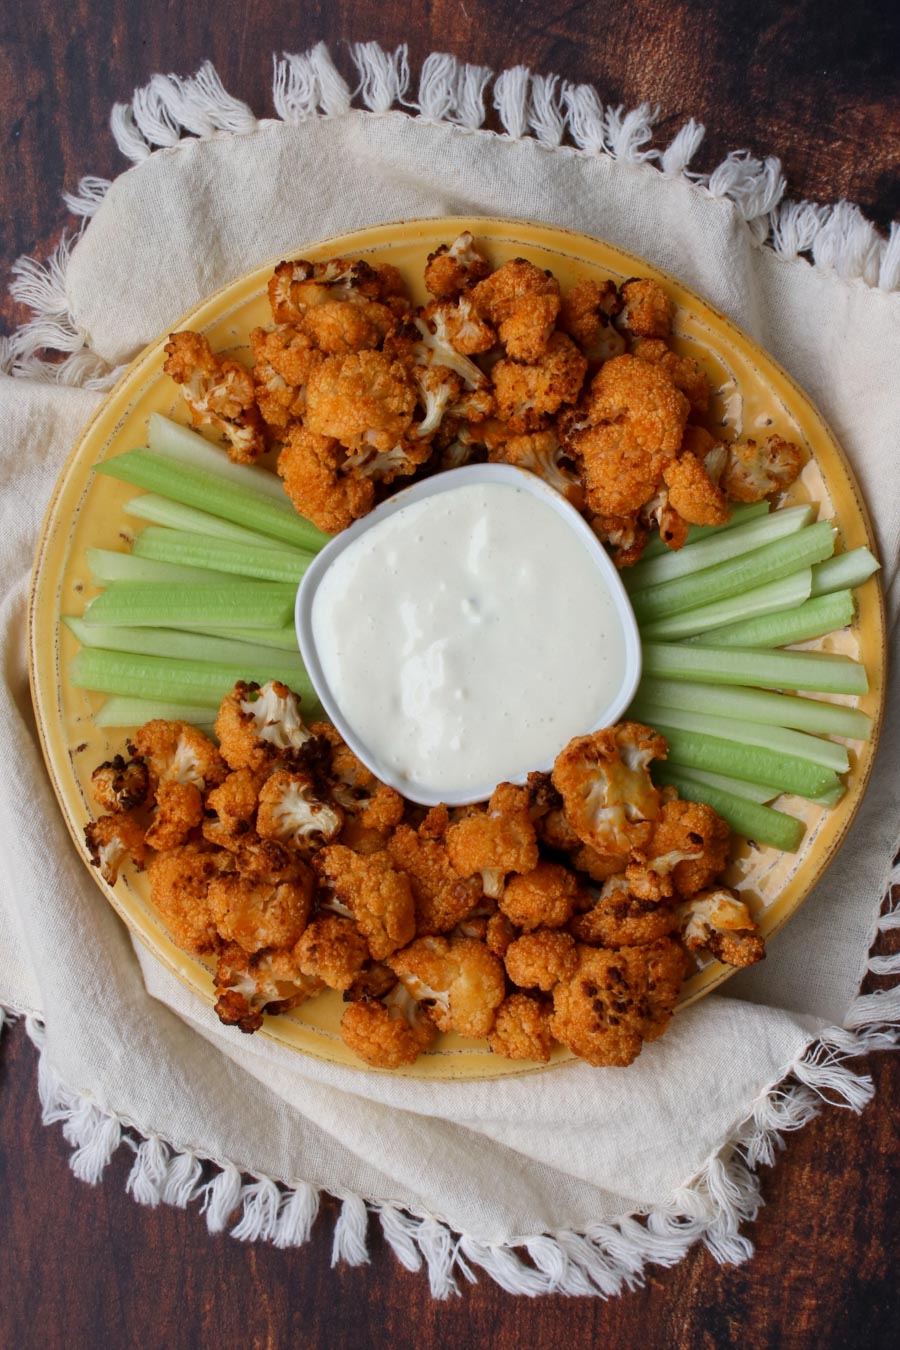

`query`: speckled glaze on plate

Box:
[29,217,886,1079]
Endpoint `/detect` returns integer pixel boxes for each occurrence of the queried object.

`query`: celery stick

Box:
[82,581,297,630]
[807,782,847,809]
[636,676,872,740]
[96,697,220,726]
[689,590,855,649]
[624,504,812,589]
[132,527,313,584]
[642,642,868,695]
[652,765,805,851]
[810,546,880,597]
[97,448,324,551]
[63,616,304,668]
[148,413,288,503]
[631,522,835,623]
[628,700,849,772]
[189,624,301,651]
[662,765,777,804]
[637,501,771,561]
[71,648,321,710]
[123,493,304,552]
[640,569,812,642]
[650,723,840,798]
[86,548,235,586]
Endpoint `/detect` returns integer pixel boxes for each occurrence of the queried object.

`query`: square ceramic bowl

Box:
[295,462,642,806]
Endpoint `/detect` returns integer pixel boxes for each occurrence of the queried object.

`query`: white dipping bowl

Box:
[295,464,642,807]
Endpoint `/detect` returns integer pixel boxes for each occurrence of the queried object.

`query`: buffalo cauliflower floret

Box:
[640,799,731,898]
[572,845,628,884]
[202,767,269,853]
[490,429,583,506]
[678,887,766,968]
[207,869,313,955]
[559,277,624,361]
[214,680,312,773]
[409,363,463,439]
[445,782,539,898]
[300,298,397,354]
[267,257,407,324]
[312,723,405,834]
[504,929,577,992]
[722,435,805,502]
[340,983,438,1068]
[294,914,370,990]
[277,426,375,533]
[250,324,326,433]
[552,722,666,860]
[90,754,149,813]
[471,257,561,362]
[214,943,325,1034]
[550,938,687,1066]
[423,232,491,299]
[491,333,587,433]
[387,822,482,935]
[304,350,416,453]
[132,719,226,850]
[315,846,415,961]
[632,338,710,414]
[499,861,583,932]
[570,874,677,948]
[389,935,506,1039]
[424,295,495,355]
[640,484,690,552]
[256,770,344,854]
[163,330,266,464]
[488,993,555,1063]
[146,780,204,851]
[590,512,650,568]
[147,842,227,954]
[343,438,434,485]
[485,911,517,957]
[662,451,730,527]
[84,812,148,886]
[617,279,673,338]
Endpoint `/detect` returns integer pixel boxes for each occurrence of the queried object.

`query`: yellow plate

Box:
[29,217,886,1079]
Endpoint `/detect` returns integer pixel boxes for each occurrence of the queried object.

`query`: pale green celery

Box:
[639,569,811,642]
[623,503,809,589]
[636,501,770,562]
[806,782,847,809]
[810,547,880,597]
[631,521,834,623]
[636,676,871,740]
[63,616,306,669]
[642,642,868,695]
[123,494,304,552]
[86,548,235,586]
[133,527,313,584]
[650,723,840,798]
[147,413,287,502]
[688,590,854,649]
[97,449,325,551]
[82,580,297,630]
[628,699,849,772]
[72,648,320,711]
[189,624,300,651]
[652,765,805,851]
[96,697,219,727]
[660,765,776,804]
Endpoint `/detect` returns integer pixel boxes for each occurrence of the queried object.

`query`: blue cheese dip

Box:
[310,479,631,799]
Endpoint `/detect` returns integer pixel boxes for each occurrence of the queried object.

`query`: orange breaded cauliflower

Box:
[304,350,416,453]
[424,295,495,355]
[90,754,149,814]
[678,887,766,968]
[550,939,687,1066]
[315,845,416,961]
[722,435,805,502]
[147,842,227,954]
[277,426,375,533]
[423,231,491,299]
[552,722,666,860]
[445,782,539,898]
[267,257,408,324]
[570,874,677,948]
[214,680,313,773]
[590,512,650,568]
[389,935,506,1039]
[313,724,405,834]
[340,983,438,1068]
[163,331,266,464]
[214,943,325,1034]
[504,930,577,992]
[488,993,555,1063]
[491,333,587,433]
[559,277,624,361]
[387,822,482,935]
[207,869,313,955]
[84,812,148,886]
[341,435,434,486]
[300,298,397,354]
[632,338,710,414]
[202,767,269,852]
[146,780,204,851]
[132,719,227,850]
[499,861,583,932]
[294,914,370,990]
[641,798,731,898]
[486,911,517,957]
[662,451,730,527]
[470,257,561,362]
[617,279,673,338]
[256,770,344,854]
[490,429,583,505]
[250,325,327,433]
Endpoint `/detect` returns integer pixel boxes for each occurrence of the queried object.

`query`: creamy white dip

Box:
[310,480,629,798]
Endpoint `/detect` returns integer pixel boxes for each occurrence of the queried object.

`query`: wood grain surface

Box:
[1,3,898,1347]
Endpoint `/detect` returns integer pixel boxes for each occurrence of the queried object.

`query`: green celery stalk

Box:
[636,501,770,562]
[628,700,849,772]
[72,648,321,710]
[631,521,835,623]
[82,580,297,630]
[123,493,305,552]
[189,623,301,651]
[639,569,812,642]
[652,765,805,851]
[660,765,777,803]
[810,547,880,597]
[688,590,855,649]
[95,696,220,727]
[642,642,868,695]
[635,676,871,740]
[623,503,811,588]
[86,548,235,586]
[148,413,288,503]
[650,723,841,798]
[807,782,847,809]
[133,527,313,584]
[63,616,304,668]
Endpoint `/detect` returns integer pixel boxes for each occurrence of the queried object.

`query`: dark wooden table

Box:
[2,4,898,1347]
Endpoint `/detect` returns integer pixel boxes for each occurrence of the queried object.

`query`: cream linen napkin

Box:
[2,48,898,1296]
